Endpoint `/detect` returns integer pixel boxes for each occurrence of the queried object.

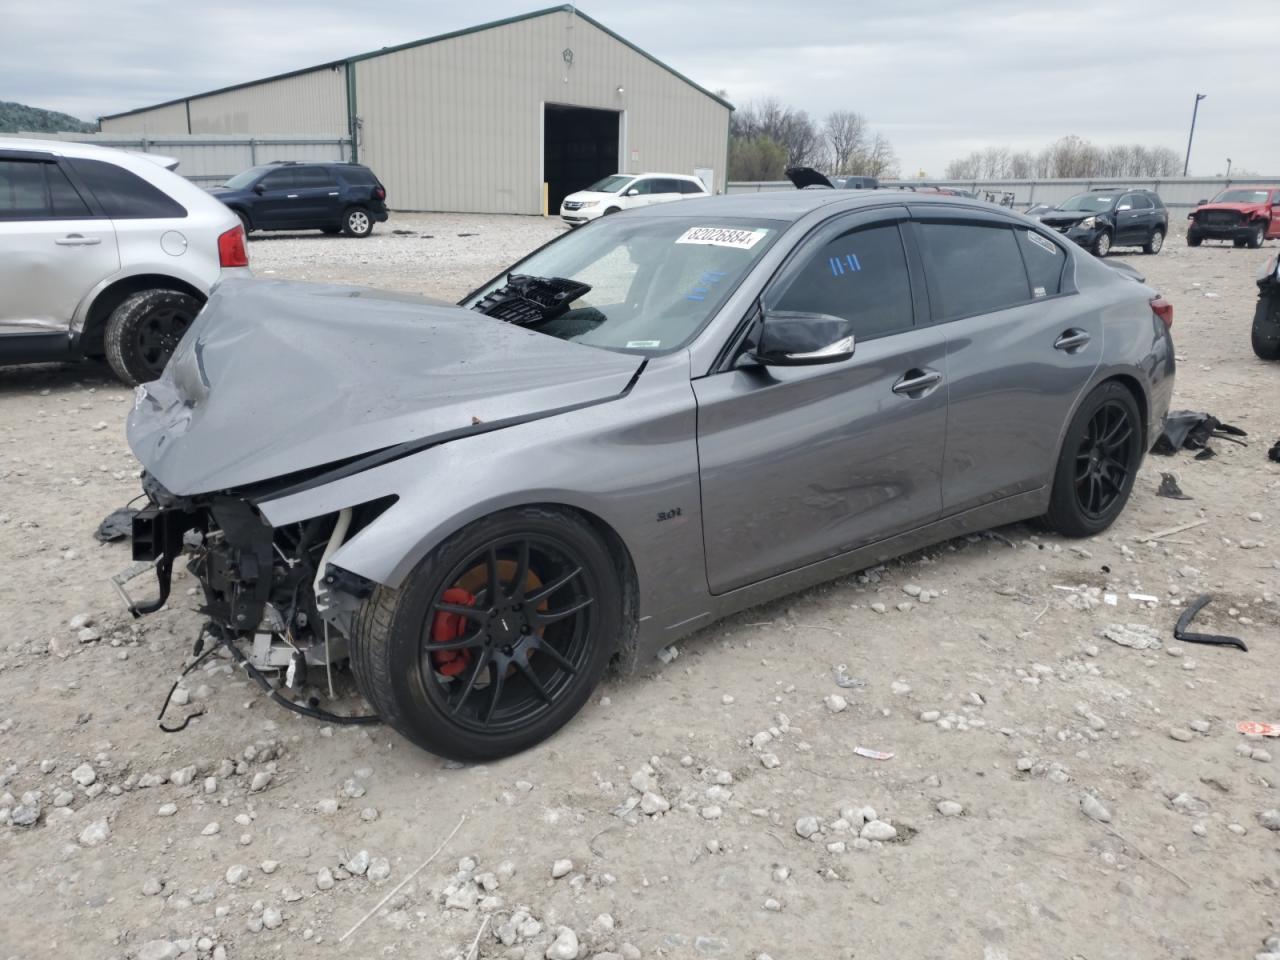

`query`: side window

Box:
[0,160,91,220]
[680,179,703,194]
[629,179,653,195]
[771,222,914,341]
[1130,194,1153,210]
[338,166,376,186]
[295,166,337,188]
[917,222,1031,320]
[655,179,682,194]
[1016,229,1066,298]
[1117,193,1138,210]
[259,169,297,190]
[66,158,186,219]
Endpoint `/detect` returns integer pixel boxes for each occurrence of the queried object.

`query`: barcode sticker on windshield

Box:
[676,226,767,249]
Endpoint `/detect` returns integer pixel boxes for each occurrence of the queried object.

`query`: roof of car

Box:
[0,136,146,161]
[637,189,1013,222]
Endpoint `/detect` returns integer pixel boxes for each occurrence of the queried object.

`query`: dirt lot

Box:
[1,213,1278,960]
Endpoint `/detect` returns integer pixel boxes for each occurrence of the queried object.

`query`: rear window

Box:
[337,166,377,185]
[295,166,337,188]
[679,179,705,194]
[1016,229,1066,298]
[918,222,1031,320]
[68,157,186,219]
[0,159,92,219]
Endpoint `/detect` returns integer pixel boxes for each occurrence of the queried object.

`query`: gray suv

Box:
[0,137,251,385]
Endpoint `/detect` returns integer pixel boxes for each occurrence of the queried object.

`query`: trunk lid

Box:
[128,279,644,495]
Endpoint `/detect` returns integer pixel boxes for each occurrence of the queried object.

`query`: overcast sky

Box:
[6,0,1277,177]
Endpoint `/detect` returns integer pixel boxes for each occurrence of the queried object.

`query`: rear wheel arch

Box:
[79,274,205,356]
[1103,373,1150,450]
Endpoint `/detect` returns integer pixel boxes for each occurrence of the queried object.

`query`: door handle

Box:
[328,192,339,196]
[892,368,942,396]
[1054,329,1091,352]
[286,194,299,199]
[55,234,102,246]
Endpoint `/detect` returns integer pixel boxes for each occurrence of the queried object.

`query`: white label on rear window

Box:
[626,340,661,349]
[676,226,767,249]
[1026,232,1058,255]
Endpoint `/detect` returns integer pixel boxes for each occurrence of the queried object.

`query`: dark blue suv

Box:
[209,161,389,238]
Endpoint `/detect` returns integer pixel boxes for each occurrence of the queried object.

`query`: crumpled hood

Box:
[1039,210,1099,228]
[1194,202,1266,215]
[128,279,643,495]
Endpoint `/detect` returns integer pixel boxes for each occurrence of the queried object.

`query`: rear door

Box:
[0,153,119,350]
[252,168,301,228]
[911,211,1100,513]
[694,208,948,593]
[651,178,685,206]
[291,166,341,224]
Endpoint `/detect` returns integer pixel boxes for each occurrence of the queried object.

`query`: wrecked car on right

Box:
[1186,186,1279,248]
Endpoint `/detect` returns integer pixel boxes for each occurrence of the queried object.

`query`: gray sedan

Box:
[126,190,1176,760]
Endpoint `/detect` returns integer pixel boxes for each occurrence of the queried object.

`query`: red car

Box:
[1186,186,1280,248]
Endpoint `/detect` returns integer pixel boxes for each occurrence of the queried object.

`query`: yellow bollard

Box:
[541,182,549,217]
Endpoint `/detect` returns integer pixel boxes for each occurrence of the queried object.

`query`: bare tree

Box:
[946,136,1188,180]
[861,134,898,179]
[1008,151,1036,178]
[824,110,867,174]
[728,136,788,181]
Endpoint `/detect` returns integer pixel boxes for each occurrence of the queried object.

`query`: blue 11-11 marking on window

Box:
[686,269,730,301]
[829,253,861,277]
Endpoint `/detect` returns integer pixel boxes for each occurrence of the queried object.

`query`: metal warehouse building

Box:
[99,6,731,215]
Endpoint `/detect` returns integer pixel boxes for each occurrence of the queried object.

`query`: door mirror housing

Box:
[750,311,855,366]
[1197,198,1207,206]
[253,183,266,195]
[625,188,639,196]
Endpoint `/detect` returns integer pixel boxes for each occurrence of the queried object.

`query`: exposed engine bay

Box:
[123,472,387,723]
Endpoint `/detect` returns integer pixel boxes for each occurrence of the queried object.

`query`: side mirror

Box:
[1197,199,1207,206]
[750,311,855,366]
[253,184,266,195]
[625,188,639,197]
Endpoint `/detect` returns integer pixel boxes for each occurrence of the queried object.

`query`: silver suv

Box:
[0,137,251,385]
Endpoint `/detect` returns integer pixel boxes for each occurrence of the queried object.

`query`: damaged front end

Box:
[124,471,388,703]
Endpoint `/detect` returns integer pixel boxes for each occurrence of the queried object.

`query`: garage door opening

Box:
[543,104,620,213]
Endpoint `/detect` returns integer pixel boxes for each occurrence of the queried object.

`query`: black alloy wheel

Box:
[421,536,594,733]
[1073,400,1136,519]
[103,288,202,386]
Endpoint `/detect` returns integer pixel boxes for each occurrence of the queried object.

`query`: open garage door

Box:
[543,104,620,212]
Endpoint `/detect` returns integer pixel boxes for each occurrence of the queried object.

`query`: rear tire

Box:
[236,210,252,235]
[104,289,202,387]
[342,207,373,237]
[1042,381,1143,538]
[1143,228,1164,254]
[1091,231,1112,257]
[350,507,622,761]
[1253,296,1280,361]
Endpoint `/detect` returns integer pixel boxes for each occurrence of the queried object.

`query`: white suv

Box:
[560,173,709,225]
[0,137,251,386]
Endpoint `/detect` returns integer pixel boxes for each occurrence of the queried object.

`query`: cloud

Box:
[5,0,1276,176]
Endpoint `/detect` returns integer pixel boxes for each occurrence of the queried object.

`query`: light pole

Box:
[1226,157,1232,178]
[1183,93,1206,176]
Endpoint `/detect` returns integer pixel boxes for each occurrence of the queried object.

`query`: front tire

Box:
[1248,223,1266,249]
[351,507,622,761]
[1143,228,1164,254]
[103,289,202,387]
[1043,381,1142,538]
[1253,295,1280,361]
[1092,231,1112,257]
[1186,234,1202,247]
[343,207,373,237]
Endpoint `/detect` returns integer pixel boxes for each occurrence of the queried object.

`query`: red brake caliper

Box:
[430,587,476,677]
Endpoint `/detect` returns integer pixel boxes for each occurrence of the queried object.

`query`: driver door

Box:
[693,208,948,594]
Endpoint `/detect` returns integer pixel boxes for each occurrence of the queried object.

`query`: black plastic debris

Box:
[1156,472,1191,500]
[1270,438,1280,463]
[95,506,138,543]
[1153,411,1247,457]
[1174,595,1247,652]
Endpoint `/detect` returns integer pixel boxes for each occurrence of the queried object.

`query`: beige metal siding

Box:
[355,10,729,213]
[100,101,190,135]
[188,67,348,135]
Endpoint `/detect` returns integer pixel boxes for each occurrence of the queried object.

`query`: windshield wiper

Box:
[471,274,592,327]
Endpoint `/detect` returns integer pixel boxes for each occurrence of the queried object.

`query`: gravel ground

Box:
[1,215,1279,960]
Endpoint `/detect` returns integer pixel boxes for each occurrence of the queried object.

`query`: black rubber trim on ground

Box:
[1173,595,1247,652]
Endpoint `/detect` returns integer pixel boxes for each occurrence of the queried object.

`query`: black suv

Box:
[209,161,388,238]
[1037,188,1168,257]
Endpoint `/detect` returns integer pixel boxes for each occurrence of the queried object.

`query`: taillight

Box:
[218,225,248,268]
[375,186,386,201]
[1151,295,1173,329]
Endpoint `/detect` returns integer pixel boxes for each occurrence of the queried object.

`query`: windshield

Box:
[586,175,634,194]
[1056,193,1116,212]
[223,166,269,189]
[1212,189,1271,204]
[462,216,784,354]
